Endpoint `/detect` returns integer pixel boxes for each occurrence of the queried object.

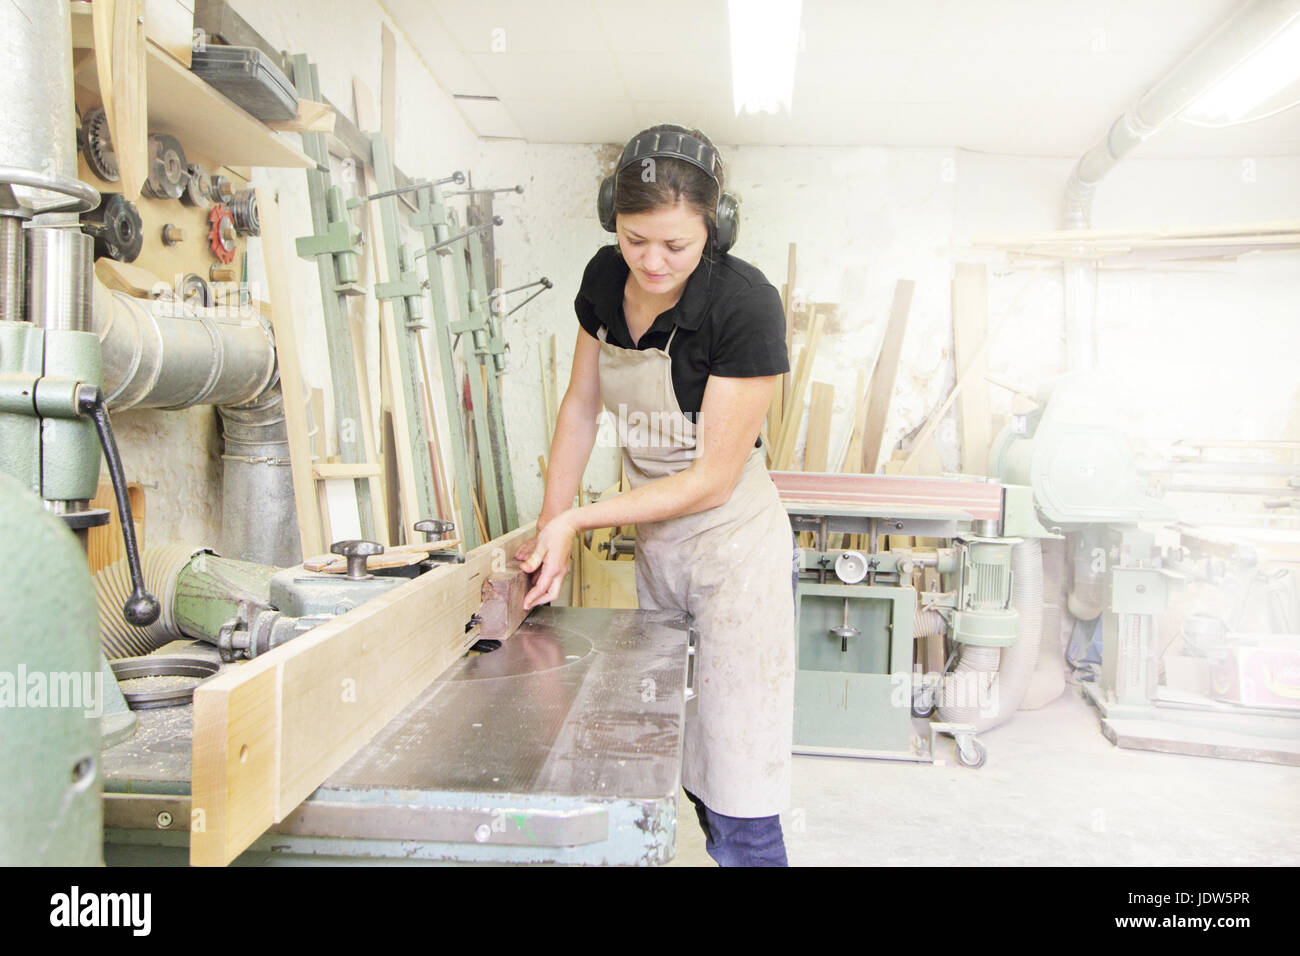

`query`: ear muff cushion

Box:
[715,193,739,254]
[597,174,616,232]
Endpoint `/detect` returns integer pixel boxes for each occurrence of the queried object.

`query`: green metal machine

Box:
[778,471,1052,768]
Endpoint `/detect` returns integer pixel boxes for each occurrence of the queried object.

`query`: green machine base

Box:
[793,582,924,760]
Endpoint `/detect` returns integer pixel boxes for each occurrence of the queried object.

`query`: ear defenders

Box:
[598,127,739,254]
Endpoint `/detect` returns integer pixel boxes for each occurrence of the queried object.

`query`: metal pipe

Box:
[27,227,93,331]
[92,279,277,410]
[1062,0,1300,369]
[0,0,82,227]
[0,217,24,322]
[218,386,302,567]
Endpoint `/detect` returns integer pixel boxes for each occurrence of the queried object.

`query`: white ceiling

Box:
[382,0,1300,157]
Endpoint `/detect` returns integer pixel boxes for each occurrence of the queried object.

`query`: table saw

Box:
[100,605,692,866]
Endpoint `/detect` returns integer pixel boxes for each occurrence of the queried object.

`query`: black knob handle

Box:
[76,385,160,628]
[124,587,162,627]
[331,539,384,580]
[414,519,454,542]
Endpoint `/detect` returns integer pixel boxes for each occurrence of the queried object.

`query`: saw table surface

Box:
[100,606,691,866]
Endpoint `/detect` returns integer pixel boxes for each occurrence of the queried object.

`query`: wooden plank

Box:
[87,481,144,574]
[190,663,278,868]
[477,565,529,642]
[538,341,554,448]
[145,0,195,68]
[266,99,336,134]
[840,369,869,473]
[773,310,824,471]
[951,264,991,477]
[110,0,148,203]
[191,523,535,866]
[381,24,397,154]
[309,389,326,461]
[312,463,383,480]
[256,188,325,559]
[859,280,914,474]
[804,381,834,472]
[94,259,160,298]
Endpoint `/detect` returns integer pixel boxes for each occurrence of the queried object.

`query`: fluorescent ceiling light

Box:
[1182,14,1300,124]
[728,0,802,115]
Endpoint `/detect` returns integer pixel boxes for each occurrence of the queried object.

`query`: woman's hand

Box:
[519,511,579,610]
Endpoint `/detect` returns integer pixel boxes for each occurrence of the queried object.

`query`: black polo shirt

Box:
[574,245,789,440]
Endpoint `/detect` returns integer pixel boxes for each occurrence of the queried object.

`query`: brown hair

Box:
[612,124,723,240]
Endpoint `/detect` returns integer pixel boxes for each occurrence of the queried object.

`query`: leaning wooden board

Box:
[190,523,535,866]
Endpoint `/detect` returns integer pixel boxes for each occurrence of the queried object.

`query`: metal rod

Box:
[418,217,503,256]
[445,185,523,196]
[501,284,551,318]
[492,277,551,298]
[351,170,463,205]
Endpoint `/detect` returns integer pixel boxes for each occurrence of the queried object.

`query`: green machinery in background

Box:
[778,470,1053,768]
[991,371,1300,764]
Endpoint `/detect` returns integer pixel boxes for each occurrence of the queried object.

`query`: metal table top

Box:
[101,606,691,865]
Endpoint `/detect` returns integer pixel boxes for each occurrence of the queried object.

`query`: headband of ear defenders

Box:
[598,127,739,254]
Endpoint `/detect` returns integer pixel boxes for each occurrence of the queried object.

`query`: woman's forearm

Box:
[538,392,600,526]
[564,462,726,533]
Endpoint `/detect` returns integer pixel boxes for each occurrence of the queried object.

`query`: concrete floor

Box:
[667,685,1300,866]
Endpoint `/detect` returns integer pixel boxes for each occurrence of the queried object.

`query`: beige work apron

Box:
[596,324,795,817]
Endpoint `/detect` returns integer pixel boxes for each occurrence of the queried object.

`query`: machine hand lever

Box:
[76,385,161,627]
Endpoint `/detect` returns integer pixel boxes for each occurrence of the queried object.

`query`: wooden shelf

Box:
[71,6,312,170]
[971,220,1300,264]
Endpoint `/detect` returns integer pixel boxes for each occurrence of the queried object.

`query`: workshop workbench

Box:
[100,606,692,866]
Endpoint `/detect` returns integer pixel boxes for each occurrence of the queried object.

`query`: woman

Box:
[516,124,796,867]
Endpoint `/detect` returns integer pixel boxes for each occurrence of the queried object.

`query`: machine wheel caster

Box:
[955,734,987,768]
[911,683,936,718]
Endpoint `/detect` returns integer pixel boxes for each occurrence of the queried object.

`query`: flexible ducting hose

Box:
[94,545,208,658]
[915,607,947,638]
[937,539,1044,732]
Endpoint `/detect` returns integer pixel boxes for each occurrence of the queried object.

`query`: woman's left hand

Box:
[520,511,578,610]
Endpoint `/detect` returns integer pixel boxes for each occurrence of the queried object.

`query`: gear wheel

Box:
[208,203,237,264]
[142,134,188,200]
[181,164,212,207]
[228,189,259,236]
[80,193,143,262]
[82,107,119,183]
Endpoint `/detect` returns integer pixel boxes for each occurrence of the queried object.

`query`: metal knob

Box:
[830,625,859,653]
[331,539,384,580]
[414,519,454,542]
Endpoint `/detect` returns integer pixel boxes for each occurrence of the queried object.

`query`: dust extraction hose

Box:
[94,545,208,658]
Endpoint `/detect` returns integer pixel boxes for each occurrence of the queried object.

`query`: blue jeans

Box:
[684,790,788,867]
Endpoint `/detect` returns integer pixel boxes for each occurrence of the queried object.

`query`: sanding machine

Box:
[774,470,1054,768]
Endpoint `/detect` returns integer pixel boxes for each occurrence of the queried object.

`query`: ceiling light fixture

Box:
[1181,13,1300,124]
[728,0,802,115]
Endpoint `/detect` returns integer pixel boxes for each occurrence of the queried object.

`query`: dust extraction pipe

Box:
[93,280,276,410]
[1063,0,1300,370]
[91,279,302,566]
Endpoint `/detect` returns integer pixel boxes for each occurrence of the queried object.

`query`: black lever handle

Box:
[76,385,160,627]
